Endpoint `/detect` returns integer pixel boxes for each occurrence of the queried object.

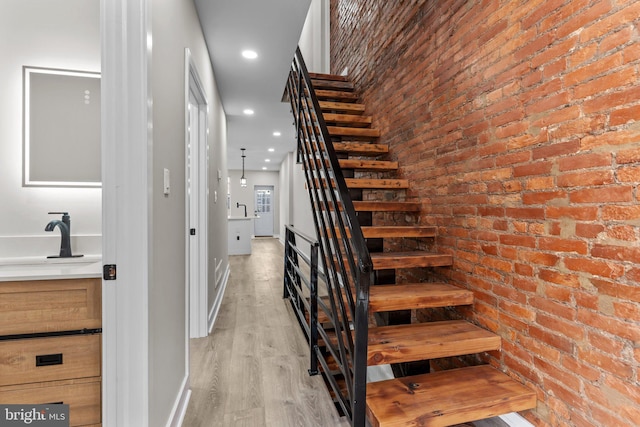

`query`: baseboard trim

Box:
[166,375,191,427]
[208,264,230,334]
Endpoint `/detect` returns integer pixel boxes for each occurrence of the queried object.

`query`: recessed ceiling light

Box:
[262,167,267,170]
[243,109,254,115]
[265,159,271,162]
[268,148,275,152]
[242,50,258,59]
[273,131,281,137]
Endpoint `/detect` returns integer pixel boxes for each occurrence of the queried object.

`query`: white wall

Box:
[228,170,280,237]
[0,0,101,258]
[149,0,228,425]
[279,153,315,241]
[298,0,330,73]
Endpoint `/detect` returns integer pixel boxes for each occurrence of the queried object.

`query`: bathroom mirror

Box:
[23,66,101,187]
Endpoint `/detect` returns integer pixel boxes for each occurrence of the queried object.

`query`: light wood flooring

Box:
[182,238,350,427]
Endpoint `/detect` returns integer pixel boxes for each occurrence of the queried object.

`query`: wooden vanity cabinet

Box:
[0,278,102,426]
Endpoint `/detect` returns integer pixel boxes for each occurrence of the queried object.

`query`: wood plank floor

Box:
[182,238,350,427]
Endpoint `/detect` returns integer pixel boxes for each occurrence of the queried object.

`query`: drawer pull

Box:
[47,402,64,405]
[36,353,64,366]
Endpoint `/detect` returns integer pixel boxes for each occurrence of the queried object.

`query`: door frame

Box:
[101,0,151,425]
[185,48,209,339]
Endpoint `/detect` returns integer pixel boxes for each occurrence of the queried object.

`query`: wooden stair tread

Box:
[309,72,349,82]
[367,320,501,365]
[311,79,355,91]
[328,126,380,139]
[319,101,366,114]
[366,365,536,427]
[370,252,453,270]
[330,226,436,239]
[314,178,408,190]
[338,159,398,171]
[369,283,474,312]
[333,142,388,155]
[363,226,436,238]
[315,89,359,101]
[352,201,421,212]
[345,178,409,189]
[324,113,372,127]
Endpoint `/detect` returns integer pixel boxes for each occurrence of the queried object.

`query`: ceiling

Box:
[193,0,312,172]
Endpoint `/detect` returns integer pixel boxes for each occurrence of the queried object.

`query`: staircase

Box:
[285,48,536,427]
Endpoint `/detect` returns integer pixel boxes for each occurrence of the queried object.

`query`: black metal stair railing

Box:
[284,47,373,427]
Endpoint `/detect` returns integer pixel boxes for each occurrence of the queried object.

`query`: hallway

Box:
[182,238,349,427]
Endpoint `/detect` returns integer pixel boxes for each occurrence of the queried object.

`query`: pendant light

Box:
[240,148,247,187]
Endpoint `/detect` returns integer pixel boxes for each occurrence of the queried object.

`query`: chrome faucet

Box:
[45,212,82,258]
[236,202,247,217]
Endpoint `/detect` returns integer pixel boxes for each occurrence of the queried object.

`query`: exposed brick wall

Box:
[330,1,640,426]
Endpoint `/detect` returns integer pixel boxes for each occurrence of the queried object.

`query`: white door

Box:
[187,56,208,339]
[254,185,274,236]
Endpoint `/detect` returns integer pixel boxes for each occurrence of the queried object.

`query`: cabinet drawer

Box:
[0,278,101,336]
[0,377,101,426]
[0,334,101,387]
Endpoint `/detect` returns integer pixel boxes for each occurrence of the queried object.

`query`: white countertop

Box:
[0,255,102,281]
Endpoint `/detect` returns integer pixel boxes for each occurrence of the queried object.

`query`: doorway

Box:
[186,50,209,339]
[254,185,274,236]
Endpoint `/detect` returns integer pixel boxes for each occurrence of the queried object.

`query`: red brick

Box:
[515,263,534,276]
[524,91,570,115]
[523,190,566,205]
[532,140,580,160]
[605,225,635,241]
[525,176,554,190]
[549,0,611,39]
[578,346,633,378]
[578,308,640,341]
[558,152,612,171]
[602,205,640,221]
[573,67,636,100]
[618,165,640,182]
[562,357,600,382]
[500,234,536,248]
[539,237,588,254]
[575,223,604,238]
[519,250,559,266]
[580,1,640,42]
[546,206,598,221]
[557,170,614,187]
[513,160,552,177]
[529,324,573,353]
[583,85,640,115]
[591,243,640,263]
[506,207,545,220]
[564,257,624,278]
[601,26,633,53]
[611,104,640,126]
[539,269,580,288]
[565,52,622,87]
[569,186,634,203]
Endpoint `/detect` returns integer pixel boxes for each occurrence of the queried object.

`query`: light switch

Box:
[163,168,170,195]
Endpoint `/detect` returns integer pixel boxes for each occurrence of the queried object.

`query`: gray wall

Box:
[0,0,101,257]
[149,0,228,425]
